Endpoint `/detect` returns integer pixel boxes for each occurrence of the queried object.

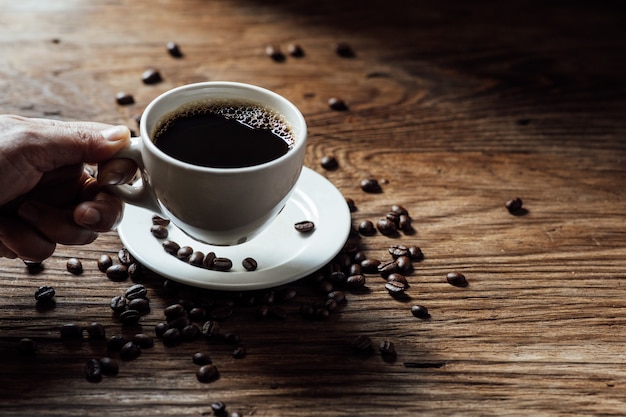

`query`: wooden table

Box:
[1,1,625,416]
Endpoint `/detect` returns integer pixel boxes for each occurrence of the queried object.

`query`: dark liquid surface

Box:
[153,111,290,168]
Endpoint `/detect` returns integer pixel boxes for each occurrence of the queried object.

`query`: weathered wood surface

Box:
[1,1,626,416]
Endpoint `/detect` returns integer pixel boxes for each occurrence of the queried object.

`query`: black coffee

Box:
[152,99,294,168]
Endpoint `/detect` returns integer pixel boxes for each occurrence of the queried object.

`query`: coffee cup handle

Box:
[105,137,162,215]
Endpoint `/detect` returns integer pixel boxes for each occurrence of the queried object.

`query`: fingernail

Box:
[77,207,102,226]
[101,125,130,142]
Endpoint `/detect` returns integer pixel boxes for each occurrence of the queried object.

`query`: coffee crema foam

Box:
[152,99,295,147]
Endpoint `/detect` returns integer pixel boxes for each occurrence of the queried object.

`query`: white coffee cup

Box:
[108,81,307,245]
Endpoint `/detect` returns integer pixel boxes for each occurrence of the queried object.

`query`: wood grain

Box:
[1,0,626,416]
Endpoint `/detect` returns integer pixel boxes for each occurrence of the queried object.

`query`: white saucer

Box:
[117,167,351,291]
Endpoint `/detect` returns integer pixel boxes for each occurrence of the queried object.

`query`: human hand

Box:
[0,115,137,262]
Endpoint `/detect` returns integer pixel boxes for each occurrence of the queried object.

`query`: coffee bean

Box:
[189,307,208,322]
[24,260,44,274]
[385,280,406,296]
[167,315,191,330]
[192,352,213,366]
[351,335,372,352]
[163,240,181,255]
[320,155,339,170]
[411,305,431,319]
[213,257,233,272]
[132,333,154,349]
[182,324,201,341]
[242,257,258,271]
[85,358,102,382]
[377,260,398,277]
[357,220,376,236]
[360,178,382,193]
[328,97,348,111]
[162,328,182,347]
[376,218,397,236]
[125,284,147,300]
[142,68,162,84]
[119,341,141,361]
[388,245,409,258]
[348,263,362,276]
[150,225,168,239]
[335,42,355,58]
[232,345,247,359]
[34,285,55,302]
[390,204,409,216]
[346,198,357,212]
[163,303,185,319]
[99,357,119,376]
[505,197,524,214]
[266,44,285,61]
[387,273,409,287]
[166,41,183,58]
[202,251,216,269]
[196,364,220,383]
[329,271,346,285]
[66,258,83,275]
[385,212,400,226]
[107,335,129,351]
[398,214,412,232]
[361,258,381,274]
[86,322,106,340]
[446,272,468,287]
[327,290,347,304]
[118,248,134,266]
[287,43,304,57]
[110,295,127,313]
[211,401,227,414]
[115,92,134,106]
[345,274,366,289]
[177,246,193,261]
[408,246,424,261]
[127,262,143,281]
[60,323,83,339]
[152,215,170,226]
[395,256,413,273]
[188,251,205,267]
[379,340,397,357]
[17,338,37,356]
[97,255,113,272]
[294,220,315,233]
[201,320,221,338]
[128,298,150,314]
[119,309,141,326]
[107,264,129,281]
[154,323,168,338]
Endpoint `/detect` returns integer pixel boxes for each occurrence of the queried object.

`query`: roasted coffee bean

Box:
[411,304,431,319]
[287,43,304,57]
[60,323,83,339]
[119,341,141,361]
[188,251,205,266]
[327,290,347,304]
[377,260,398,277]
[166,41,183,58]
[358,220,376,236]
[294,220,315,233]
[395,256,413,273]
[150,225,168,239]
[167,315,191,330]
[345,274,366,289]
[213,257,233,272]
[110,295,127,313]
[162,240,180,255]
[189,307,208,322]
[107,335,129,351]
[115,92,134,106]
[320,155,339,170]
[162,328,182,347]
[242,257,258,271]
[379,340,397,357]
[389,245,409,258]
[351,335,372,352]
[128,298,150,314]
[328,97,348,111]
[118,248,134,266]
[196,364,219,383]
[360,178,382,193]
[201,320,221,338]
[127,262,143,281]
[446,272,468,287]
[211,305,234,320]
[335,42,355,57]
[177,246,193,261]
[346,198,357,212]
[119,309,141,326]
[35,285,55,302]
[265,44,285,62]
[203,251,216,268]
[152,215,170,226]
[142,68,162,84]
[24,260,44,274]
[232,345,247,359]
[97,254,113,272]
[192,352,213,365]
[66,258,83,275]
[164,303,186,319]
[85,358,102,382]
[387,273,409,287]
[376,218,397,236]
[385,212,400,226]
[324,298,338,312]
[125,284,147,300]
[17,338,37,355]
[348,263,362,276]
[86,322,106,340]
[211,401,227,414]
[398,214,412,232]
[99,357,119,376]
[505,197,524,213]
[154,322,168,338]
[408,246,424,261]
[329,271,346,285]
[353,250,367,263]
[106,264,129,281]
[385,280,406,296]
[132,333,154,349]
[182,324,201,341]
[390,204,409,216]
[361,258,381,274]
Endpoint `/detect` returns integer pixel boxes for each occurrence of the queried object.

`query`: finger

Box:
[18,200,98,246]
[0,216,55,262]
[0,242,18,260]
[97,158,138,185]
[74,192,124,232]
